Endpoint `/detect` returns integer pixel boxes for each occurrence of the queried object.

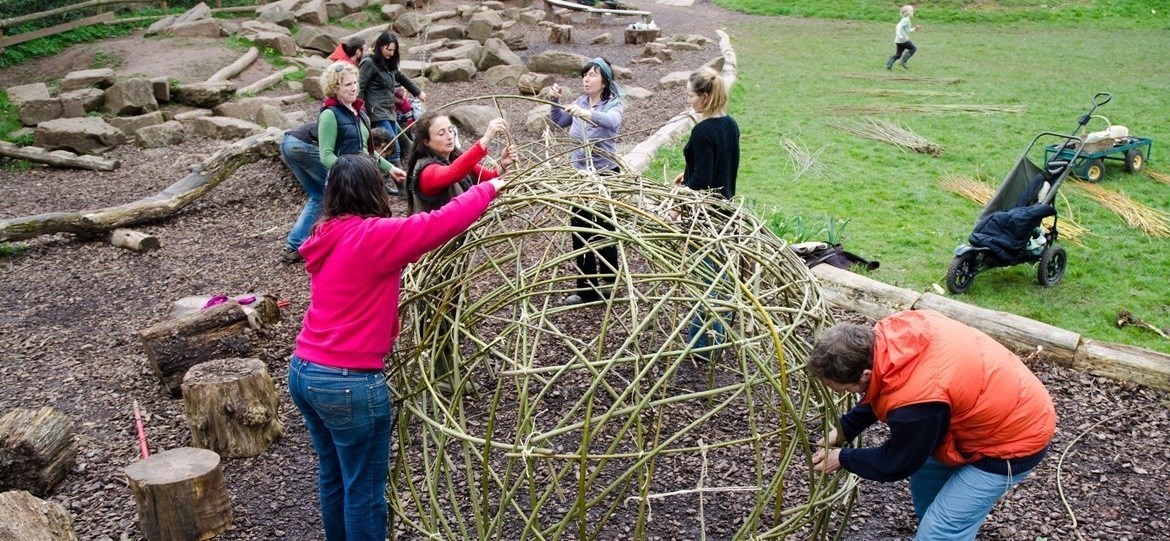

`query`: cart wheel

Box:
[946,253,977,294]
[1036,244,1067,287]
[1084,158,1106,182]
[1124,149,1145,173]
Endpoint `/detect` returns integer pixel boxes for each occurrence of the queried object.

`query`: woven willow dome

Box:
[388,158,856,539]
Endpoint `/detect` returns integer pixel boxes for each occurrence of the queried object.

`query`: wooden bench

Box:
[541,0,653,25]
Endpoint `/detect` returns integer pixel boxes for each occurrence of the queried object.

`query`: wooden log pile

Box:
[139,295,281,396]
[0,407,78,497]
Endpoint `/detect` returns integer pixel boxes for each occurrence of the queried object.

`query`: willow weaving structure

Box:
[389,160,856,539]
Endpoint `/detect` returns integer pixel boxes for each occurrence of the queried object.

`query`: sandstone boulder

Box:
[526,50,590,75]
[517,72,554,95]
[426,59,477,83]
[5,83,50,107]
[18,98,62,126]
[173,81,237,109]
[466,10,503,44]
[108,111,166,135]
[168,19,227,38]
[193,116,264,140]
[137,121,187,148]
[59,69,116,93]
[448,105,499,140]
[294,0,329,25]
[58,89,105,118]
[104,79,159,116]
[34,117,127,154]
[478,38,523,71]
[483,64,527,87]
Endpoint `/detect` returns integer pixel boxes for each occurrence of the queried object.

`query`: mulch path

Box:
[1,1,1167,539]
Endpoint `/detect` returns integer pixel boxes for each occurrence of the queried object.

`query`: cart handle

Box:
[1077,92,1112,127]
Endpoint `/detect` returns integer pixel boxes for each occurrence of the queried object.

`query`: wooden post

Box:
[181,358,284,458]
[124,447,231,541]
[0,490,78,541]
[0,407,78,497]
[161,0,169,14]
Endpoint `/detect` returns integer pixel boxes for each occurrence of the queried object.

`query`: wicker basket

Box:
[1081,136,1118,153]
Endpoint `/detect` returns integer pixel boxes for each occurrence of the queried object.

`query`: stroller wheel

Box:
[1036,244,1067,287]
[946,253,978,294]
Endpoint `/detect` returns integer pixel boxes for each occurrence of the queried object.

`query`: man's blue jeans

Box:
[288,356,393,541]
[372,119,401,163]
[909,457,1035,541]
[280,134,328,251]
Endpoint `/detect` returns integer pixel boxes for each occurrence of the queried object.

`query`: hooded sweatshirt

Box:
[293,182,499,370]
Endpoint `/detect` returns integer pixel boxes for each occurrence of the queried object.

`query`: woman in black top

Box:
[673,67,741,362]
[358,31,427,165]
[674,67,740,200]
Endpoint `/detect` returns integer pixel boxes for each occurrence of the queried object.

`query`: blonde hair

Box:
[900,5,914,17]
[688,67,727,119]
[321,62,359,99]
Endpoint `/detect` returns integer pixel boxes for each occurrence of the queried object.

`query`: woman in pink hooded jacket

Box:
[287,154,506,540]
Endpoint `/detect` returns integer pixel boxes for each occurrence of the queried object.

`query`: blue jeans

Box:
[909,457,1035,541]
[281,134,328,251]
[684,249,732,361]
[288,356,393,541]
[372,119,400,162]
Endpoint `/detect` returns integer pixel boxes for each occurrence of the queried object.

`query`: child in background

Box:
[886,5,921,70]
[369,127,402,196]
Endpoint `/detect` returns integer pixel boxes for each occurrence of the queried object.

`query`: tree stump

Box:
[181,358,283,458]
[123,447,231,541]
[0,490,78,541]
[139,294,280,396]
[624,27,660,45]
[0,407,77,497]
[548,24,572,44]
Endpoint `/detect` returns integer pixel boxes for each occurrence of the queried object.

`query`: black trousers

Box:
[570,207,619,297]
[890,41,917,63]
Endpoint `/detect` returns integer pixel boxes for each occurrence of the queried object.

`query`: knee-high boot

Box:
[899,49,915,68]
[885,55,898,70]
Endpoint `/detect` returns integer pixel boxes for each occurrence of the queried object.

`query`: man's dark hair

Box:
[318,155,395,227]
[342,37,365,58]
[806,322,875,384]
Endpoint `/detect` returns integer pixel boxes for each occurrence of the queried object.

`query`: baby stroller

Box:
[945,93,1111,294]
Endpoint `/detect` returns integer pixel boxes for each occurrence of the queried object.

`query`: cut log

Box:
[123,447,231,541]
[913,292,1081,366]
[624,28,660,45]
[548,24,572,44]
[109,228,161,253]
[139,295,281,396]
[0,127,282,243]
[0,407,78,497]
[0,141,120,172]
[236,66,297,96]
[0,490,77,541]
[181,358,283,458]
[1073,339,1170,392]
[207,47,259,82]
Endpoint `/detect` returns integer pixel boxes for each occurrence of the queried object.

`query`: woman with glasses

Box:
[547,57,625,305]
[280,62,405,263]
[358,31,427,166]
[289,154,508,541]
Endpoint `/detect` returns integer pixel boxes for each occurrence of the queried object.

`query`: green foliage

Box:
[710,15,1170,353]
[715,0,1169,28]
[0,22,138,69]
[0,91,23,144]
[91,51,123,70]
[0,243,31,259]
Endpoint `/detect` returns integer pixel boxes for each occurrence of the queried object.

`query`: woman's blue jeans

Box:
[909,457,1035,541]
[288,356,393,541]
[280,134,328,251]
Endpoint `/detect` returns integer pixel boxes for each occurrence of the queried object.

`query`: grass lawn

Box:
[655,7,1170,354]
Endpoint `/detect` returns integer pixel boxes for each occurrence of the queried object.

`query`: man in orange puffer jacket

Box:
[807,309,1055,541]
